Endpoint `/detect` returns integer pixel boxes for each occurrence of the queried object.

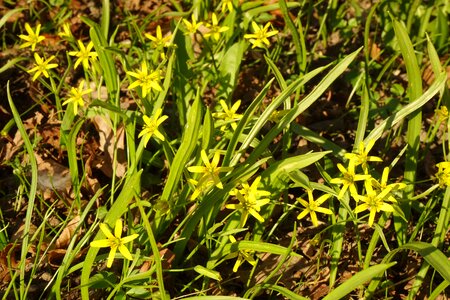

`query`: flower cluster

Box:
[435,162,450,188]
[226,176,271,226]
[187,150,233,200]
[329,140,406,227]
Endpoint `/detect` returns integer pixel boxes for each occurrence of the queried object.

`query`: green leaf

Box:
[82,17,119,98]
[217,41,245,100]
[364,72,447,143]
[160,94,202,207]
[324,263,396,300]
[7,82,38,299]
[366,241,450,298]
[246,48,361,166]
[80,170,142,300]
[262,151,331,193]
[259,284,310,300]
[208,240,301,269]
[194,265,222,281]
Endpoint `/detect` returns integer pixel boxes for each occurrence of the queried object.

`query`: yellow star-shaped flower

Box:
[212,100,242,131]
[138,108,168,146]
[27,53,58,81]
[330,160,371,199]
[435,162,450,188]
[18,22,45,51]
[68,40,98,70]
[58,22,73,39]
[182,15,203,35]
[354,180,395,227]
[244,21,278,49]
[62,80,92,115]
[344,140,382,173]
[226,235,257,272]
[90,219,139,268]
[297,190,333,227]
[204,13,229,41]
[187,150,233,193]
[127,61,162,98]
[221,0,234,13]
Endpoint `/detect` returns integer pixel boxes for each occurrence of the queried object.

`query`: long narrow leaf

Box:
[324,263,396,300]
[7,82,38,299]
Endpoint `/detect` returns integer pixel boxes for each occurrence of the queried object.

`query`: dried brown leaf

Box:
[55,215,81,249]
[91,115,127,178]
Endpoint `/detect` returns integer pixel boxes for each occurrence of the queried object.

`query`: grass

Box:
[0,0,449,299]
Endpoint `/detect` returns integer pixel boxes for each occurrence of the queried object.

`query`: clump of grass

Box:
[0,0,449,299]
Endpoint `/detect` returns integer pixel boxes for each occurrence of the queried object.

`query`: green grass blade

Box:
[7,82,38,299]
[0,8,24,29]
[364,72,447,143]
[261,151,331,193]
[101,0,110,39]
[160,94,202,207]
[324,263,396,300]
[80,170,142,300]
[255,284,309,300]
[136,197,167,299]
[366,241,450,298]
[392,16,423,245]
[208,240,301,269]
[182,297,249,300]
[265,55,287,89]
[429,281,449,300]
[246,47,361,165]
[354,80,370,149]
[279,0,305,73]
[0,58,26,74]
[217,41,245,100]
[223,78,274,166]
[82,17,119,98]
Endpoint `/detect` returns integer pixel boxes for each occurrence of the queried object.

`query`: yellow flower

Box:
[188,178,214,201]
[58,23,73,39]
[138,108,168,146]
[62,80,92,115]
[435,106,448,122]
[330,160,371,199]
[344,140,382,173]
[204,13,229,41]
[145,25,171,59]
[68,40,98,70]
[226,191,270,226]
[27,53,58,81]
[90,219,139,268]
[187,150,232,191]
[371,167,406,202]
[221,0,234,13]
[268,109,289,123]
[435,162,450,188]
[18,22,45,51]
[145,25,171,48]
[212,100,242,131]
[244,21,278,49]
[297,190,333,227]
[226,177,271,226]
[354,180,395,227]
[183,15,203,35]
[127,61,162,98]
[226,235,257,272]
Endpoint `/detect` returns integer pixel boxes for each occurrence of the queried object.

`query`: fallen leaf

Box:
[91,115,127,178]
[55,215,81,249]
